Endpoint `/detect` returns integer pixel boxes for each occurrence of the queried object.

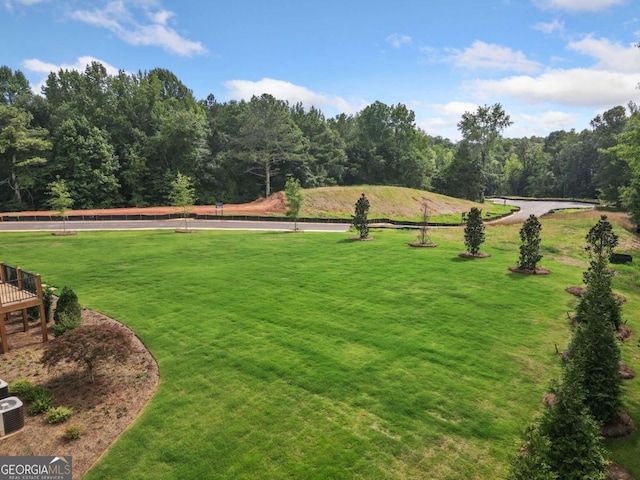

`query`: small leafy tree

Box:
[518,214,543,270]
[284,176,304,231]
[168,172,196,231]
[464,207,485,255]
[47,176,73,233]
[53,286,81,325]
[41,324,133,382]
[352,193,370,239]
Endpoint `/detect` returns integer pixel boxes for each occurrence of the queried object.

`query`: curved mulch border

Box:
[408,242,438,248]
[508,265,551,275]
[0,307,159,479]
[458,252,491,259]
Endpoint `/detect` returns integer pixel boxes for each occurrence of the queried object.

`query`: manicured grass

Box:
[1,214,638,479]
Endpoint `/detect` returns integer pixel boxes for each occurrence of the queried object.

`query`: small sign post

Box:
[215,202,224,217]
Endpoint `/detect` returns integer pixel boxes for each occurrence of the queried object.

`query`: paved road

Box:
[0,218,351,233]
[0,199,595,232]
[487,198,595,223]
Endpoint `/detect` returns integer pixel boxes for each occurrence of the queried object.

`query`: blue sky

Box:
[2,0,640,140]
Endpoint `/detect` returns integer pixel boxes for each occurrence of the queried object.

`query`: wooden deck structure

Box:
[0,263,47,354]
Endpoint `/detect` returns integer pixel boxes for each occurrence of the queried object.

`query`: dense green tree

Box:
[455,103,512,199]
[570,216,622,424]
[235,94,307,197]
[609,112,640,225]
[591,106,629,206]
[518,215,543,270]
[463,207,485,255]
[0,66,32,106]
[352,193,370,239]
[290,103,347,186]
[50,116,120,208]
[436,141,484,201]
[0,104,51,208]
[510,368,609,480]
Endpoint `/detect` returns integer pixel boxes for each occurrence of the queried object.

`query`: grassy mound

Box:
[299,186,491,221]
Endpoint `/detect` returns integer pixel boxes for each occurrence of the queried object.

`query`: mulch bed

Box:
[458,252,491,259]
[408,242,438,248]
[602,410,636,438]
[620,362,636,380]
[508,265,551,275]
[0,307,159,480]
[608,463,636,480]
[348,236,374,241]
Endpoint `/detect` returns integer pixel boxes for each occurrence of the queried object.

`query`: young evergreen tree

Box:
[284,176,304,231]
[352,193,370,239]
[53,286,81,324]
[576,215,621,329]
[463,207,485,255]
[518,214,543,270]
[509,367,609,480]
[569,215,623,424]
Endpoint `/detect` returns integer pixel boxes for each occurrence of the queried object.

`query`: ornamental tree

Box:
[518,215,543,270]
[352,193,370,239]
[41,324,133,383]
[464,207,485,255]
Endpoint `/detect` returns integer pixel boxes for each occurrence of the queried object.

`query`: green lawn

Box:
[1,214,638,479]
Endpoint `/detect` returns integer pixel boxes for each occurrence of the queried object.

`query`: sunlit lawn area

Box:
[1,211,638,479]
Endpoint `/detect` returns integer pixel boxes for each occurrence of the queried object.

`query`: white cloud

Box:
[224,78,366,115]
[568,36,640,72]
[533,0,626,12]
[467,68,640,107]
[4,0,46,11]
[22,56,121,94]
[70,1,206,57]
[509,111,579,137]
[532,19,565,34]
[449,41,542,74]
[386,33,412,48]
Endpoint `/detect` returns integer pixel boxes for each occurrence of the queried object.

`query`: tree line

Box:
[2,62,640,224]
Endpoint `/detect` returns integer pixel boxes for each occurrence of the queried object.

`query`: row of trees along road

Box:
[2,62,640,225]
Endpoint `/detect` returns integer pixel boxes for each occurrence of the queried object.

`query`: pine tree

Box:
[463,207,485,255]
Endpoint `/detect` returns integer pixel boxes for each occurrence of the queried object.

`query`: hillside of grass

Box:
[0,211,637,479]
[299,186,500,222]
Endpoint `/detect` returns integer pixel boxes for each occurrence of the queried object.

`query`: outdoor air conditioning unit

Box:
[0,380,8,400]
[0,397,24,436]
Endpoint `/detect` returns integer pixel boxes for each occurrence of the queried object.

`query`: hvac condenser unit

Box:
[0,380,8,400]
[0,397,24,436]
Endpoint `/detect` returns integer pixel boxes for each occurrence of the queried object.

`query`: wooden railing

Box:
[0,263,47,353]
